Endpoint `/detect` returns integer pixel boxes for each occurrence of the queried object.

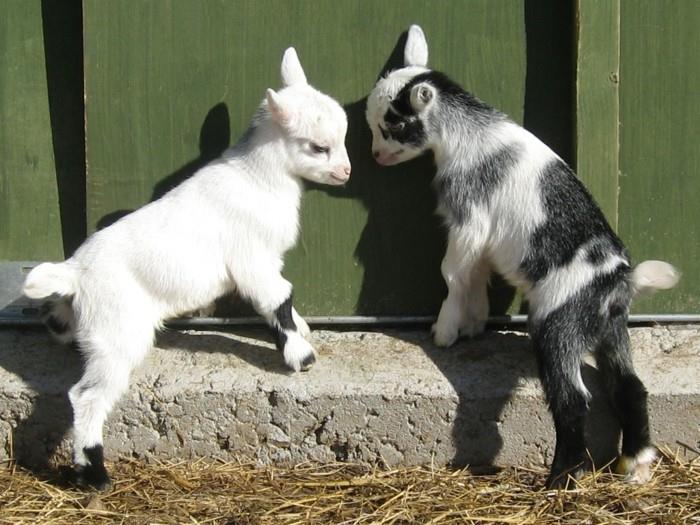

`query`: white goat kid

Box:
[23,48,350,489]
[366,25,679,489]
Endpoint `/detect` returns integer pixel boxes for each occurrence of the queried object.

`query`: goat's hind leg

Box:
[68,326,153,489]
[40,298,76,345]
[532,317,591,489]
[597,315,656,483]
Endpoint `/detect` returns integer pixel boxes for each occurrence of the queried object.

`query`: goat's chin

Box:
[304,173,348,186]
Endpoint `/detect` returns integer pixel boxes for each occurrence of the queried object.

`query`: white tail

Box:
[631,260,680,295]
[23,262,77,299]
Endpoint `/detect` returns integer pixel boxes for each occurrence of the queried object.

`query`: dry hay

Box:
[1,447,698,525]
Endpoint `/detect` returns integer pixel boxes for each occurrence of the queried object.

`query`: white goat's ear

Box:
[404,25,428,67]
[281,47,308,87]
[410,82,436,112]
[266,88,291,125]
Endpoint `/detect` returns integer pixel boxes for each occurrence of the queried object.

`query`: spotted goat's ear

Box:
[404,24,428,67]
[410,82,436,112]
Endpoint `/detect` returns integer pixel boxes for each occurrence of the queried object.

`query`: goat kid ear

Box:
[281,47,308,87]
[410,82,436,112]
[266,88,292,125]
[404,24,428,67]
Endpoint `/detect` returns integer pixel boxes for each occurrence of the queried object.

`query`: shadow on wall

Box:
[96,102,232,230]
[41,0,86,257]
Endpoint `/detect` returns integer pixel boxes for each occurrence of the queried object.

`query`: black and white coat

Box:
[366,25,678,489]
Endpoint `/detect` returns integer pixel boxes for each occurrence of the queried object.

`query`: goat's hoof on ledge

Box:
[430,323,459,348]
[300,352,316,371]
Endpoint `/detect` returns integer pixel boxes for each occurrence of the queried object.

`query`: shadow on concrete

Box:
[0,328,81,472]
[156,329,292,376]
[391,329,619,471]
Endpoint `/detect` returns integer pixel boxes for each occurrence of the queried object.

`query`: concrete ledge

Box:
[1,326,698,469]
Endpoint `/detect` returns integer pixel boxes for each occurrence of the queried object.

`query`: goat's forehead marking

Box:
[367,66,429,124]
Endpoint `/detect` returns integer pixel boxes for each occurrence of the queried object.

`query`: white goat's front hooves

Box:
[459,314,487,338]
[615,446,658,484]
[431,322,459,348]
[283,333,317,372]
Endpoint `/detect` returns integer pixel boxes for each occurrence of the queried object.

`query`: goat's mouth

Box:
[375,149,404,166]
[328,172,349,185]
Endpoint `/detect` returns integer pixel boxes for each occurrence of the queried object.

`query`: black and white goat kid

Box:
[366,25,679,489]
[24,48,350,489]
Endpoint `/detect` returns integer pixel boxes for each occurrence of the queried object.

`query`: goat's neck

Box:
[431,104,509,172]
[227,125,302,197]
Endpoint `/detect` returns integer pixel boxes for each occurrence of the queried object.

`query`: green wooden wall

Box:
[617,1,700,313]
[82,0,527,316]
[1,1,697,316]
[0,1,63,261]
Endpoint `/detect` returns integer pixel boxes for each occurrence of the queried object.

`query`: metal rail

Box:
[2,313,699,328]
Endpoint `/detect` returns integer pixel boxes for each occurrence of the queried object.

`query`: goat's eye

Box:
[310,143,330,155]
[379,126,389,140]
[386,121,406,133]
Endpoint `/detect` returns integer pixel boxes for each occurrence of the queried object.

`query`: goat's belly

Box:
[156,272,232,319]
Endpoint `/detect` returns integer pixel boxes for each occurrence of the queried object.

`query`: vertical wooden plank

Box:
[0,0,63,260]
[575,0,620,227]
[83,0,527,316]
[619,1,700,313]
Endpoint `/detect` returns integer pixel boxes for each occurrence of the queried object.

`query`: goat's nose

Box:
[373,150,380,159]
[344,166,351,176]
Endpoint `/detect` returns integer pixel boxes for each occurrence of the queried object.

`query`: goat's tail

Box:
[630,260,680,296]
[23,262,78,299]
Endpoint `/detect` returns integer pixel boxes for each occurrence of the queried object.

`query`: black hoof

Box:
[545,464,586,490]
[64,445,112,491]
[64,463,112,491]
[300,352,316,371]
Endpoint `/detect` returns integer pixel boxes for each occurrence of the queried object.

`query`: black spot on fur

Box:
[394,71,499,122]
[271,294,295,352]
[383,71,499,150]
[274,295,295,330]
[382,109,426,146]
[520,159,627,282]
[435,145,522,224]
[45,315,69,335]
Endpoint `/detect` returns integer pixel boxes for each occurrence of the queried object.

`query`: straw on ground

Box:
[0,447,698,525]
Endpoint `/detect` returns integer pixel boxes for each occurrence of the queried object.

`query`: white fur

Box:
[632,260,680,295]
[404,25,429,67]
[23,47,349,469]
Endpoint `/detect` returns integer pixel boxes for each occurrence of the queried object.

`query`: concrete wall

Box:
[1,326,698,470]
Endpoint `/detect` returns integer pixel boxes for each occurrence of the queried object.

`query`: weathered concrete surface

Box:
[0,325,698,470]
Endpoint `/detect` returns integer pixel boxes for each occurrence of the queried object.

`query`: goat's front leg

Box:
[459,258,490,338]
[292,306,311,338]
[432,231,488,347]
[269,294,316,371]
[234,260,316,371]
